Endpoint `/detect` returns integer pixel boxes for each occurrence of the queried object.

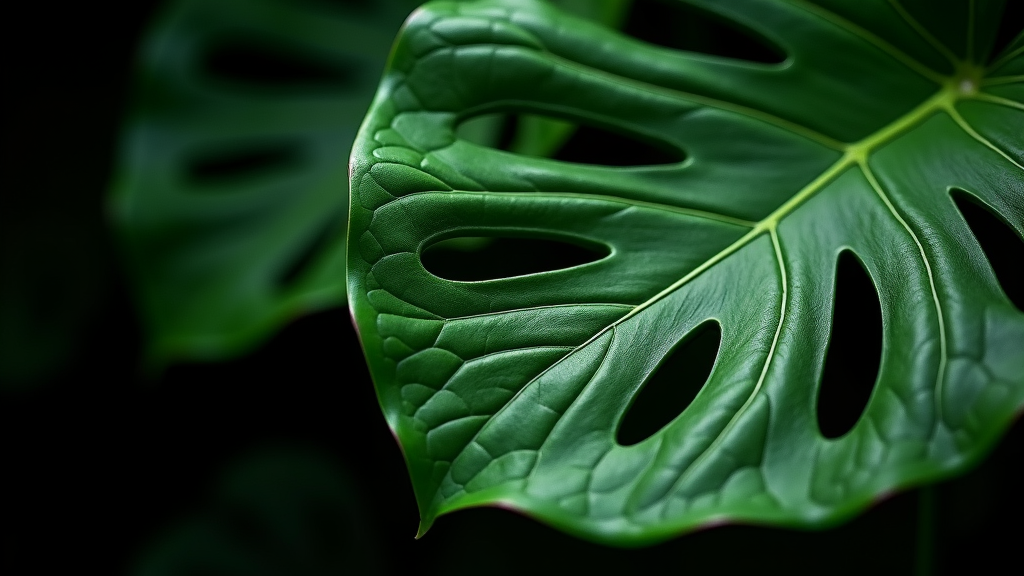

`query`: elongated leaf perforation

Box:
[420,235,609,282]
[456,111,686,166]
[817,251,884,439]
[622,0,785,64]
[454,113,516,150]
[951,189,1024,310]
[617,321,720,446]
[552,121,685,167]
[403,13,847,148]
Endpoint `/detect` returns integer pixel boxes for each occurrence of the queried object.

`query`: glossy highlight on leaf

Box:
[347,0,1024,545]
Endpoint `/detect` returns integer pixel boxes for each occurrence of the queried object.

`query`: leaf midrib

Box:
[565,77,1023,507]
[410,1,1023,517]
[611,87,955,504]
[434,75,1017,512]
[614,82,964,326]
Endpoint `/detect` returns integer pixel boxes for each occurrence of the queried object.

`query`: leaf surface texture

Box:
[348,0,1024,544]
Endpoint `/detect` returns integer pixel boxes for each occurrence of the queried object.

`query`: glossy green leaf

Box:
[110,0,418,365]
[348,0,1024,545]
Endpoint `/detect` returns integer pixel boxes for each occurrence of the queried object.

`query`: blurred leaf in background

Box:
[109,0,632,370]
[1,2,163,392]
[110,0,420,368]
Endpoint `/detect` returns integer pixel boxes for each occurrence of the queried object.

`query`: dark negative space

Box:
[421,236,607,282]
[817,251,883,439]
[617,322,721,446]
[989,1,1024,63]
[204,39,356,89]
[552,121,684,166]
[622,0,785,63]
[188,143,301,185]
[459,112,684,166]
[7,0,1024,574]
[952,190,1024,311]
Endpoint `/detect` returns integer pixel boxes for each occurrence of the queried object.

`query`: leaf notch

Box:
[420,234,610,282]
[950,189,1024,311]
[617,320,721,446]
[816,250,884,439]
[622,0,786,64]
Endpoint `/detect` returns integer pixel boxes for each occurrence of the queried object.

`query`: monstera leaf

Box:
[348,0,1024,544]
[110,0,419,365]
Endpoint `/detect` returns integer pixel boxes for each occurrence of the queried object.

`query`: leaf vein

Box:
[781,0,946,84]
[887,0,961,67]
[657,227,788,518]
[945,104,1024,169]
[860,161,947,431]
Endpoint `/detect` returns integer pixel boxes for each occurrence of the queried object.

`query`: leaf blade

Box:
[348,0,1024,544]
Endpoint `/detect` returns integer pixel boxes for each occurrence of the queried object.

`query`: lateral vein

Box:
[945,104,1024,170]
[782,0,946,84]
[886,0,960,67]
[860,161,947,424]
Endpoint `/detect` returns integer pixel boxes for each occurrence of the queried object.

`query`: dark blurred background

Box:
[3,1,1021,574]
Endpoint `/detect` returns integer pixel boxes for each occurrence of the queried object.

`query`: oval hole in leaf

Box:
[187,143,301,186]
[951,190,1024,310]
[276,218,342,289]
[420,235,608,281]
[622,0,786,64]
[455,112,684,166]
[204,39,356,89]
[817,251,883,439]
[617,321,721,446]
[552,120,684,166]
[454,113,515,150]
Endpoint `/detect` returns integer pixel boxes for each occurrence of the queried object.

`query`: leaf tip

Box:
[415,517,434,540]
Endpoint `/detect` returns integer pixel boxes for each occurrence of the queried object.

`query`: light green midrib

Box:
[408,40,1020,519]
[397,1,1024,537]
[614,80,996,326]
[432,82,959,503]
[429,78,1019,525]
[566,79,1022,517]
